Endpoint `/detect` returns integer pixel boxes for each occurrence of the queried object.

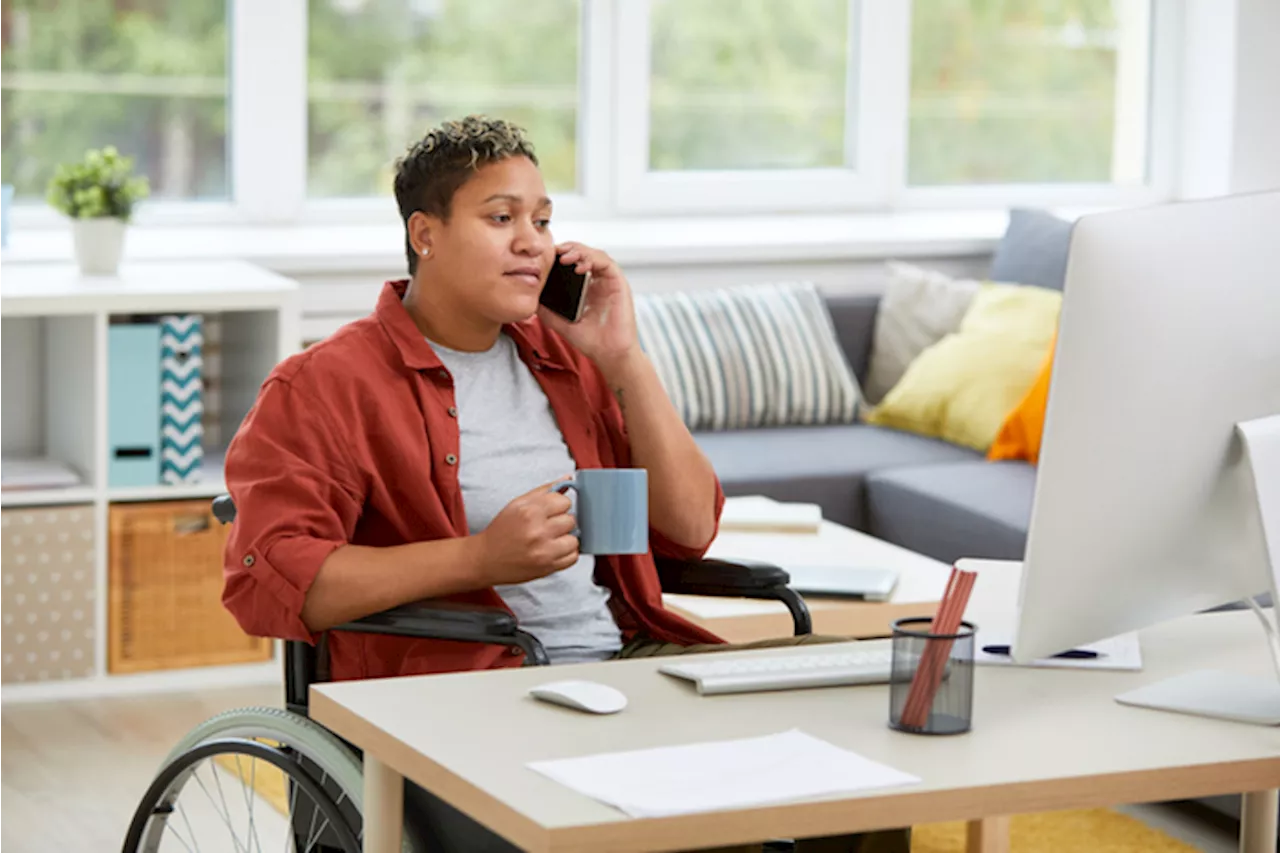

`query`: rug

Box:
[214,757,1198,852]
[911,809,1202,852]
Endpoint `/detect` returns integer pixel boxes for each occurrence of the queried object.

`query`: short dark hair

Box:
[393,115,539,274]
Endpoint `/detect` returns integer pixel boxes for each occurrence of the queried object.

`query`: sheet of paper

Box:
[974,630,1143,671]
[527,729,920,819]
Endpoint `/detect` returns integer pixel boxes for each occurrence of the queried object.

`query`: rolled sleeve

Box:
[221,378,364,644]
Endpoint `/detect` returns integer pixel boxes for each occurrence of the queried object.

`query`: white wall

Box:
[1229,0,1280,194]
[1179,0,1280,198]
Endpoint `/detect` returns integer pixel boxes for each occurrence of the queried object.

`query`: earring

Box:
[420,246,430,258]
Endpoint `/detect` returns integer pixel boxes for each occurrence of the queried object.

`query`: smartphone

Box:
[539,259,592,323]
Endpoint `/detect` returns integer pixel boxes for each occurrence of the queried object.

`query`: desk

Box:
[664,520,953,643]
[312,585,1280,852]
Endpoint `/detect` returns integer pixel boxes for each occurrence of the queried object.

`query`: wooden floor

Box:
[2,682,284,852]
[1,683,1241,852]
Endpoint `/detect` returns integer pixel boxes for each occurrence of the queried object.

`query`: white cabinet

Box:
[1,261,301,700]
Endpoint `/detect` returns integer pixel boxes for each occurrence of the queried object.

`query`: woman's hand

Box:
[537,241,641,375]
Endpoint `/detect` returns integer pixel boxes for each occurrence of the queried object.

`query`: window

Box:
[1,0,1174,227]
[647,0,850,172]
[0,0,230,201]
[306,0,582,199]
[908,0,1153,187]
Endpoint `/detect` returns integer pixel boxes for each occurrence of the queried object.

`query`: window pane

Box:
[648,0,849,172]
[908,0,1151,186]
[1,0,229,201]
[307,0,580,198]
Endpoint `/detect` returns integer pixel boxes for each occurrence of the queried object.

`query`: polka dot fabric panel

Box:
[1,505,97,683]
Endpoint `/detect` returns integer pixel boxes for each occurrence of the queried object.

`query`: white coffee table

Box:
[662,504,954,643]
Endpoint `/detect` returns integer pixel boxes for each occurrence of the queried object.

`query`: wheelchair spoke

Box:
[283,778,299,853]
[235,754,263,853]
[304,816,333,853]
[303,793,321,853]
[175,799,201,853]
[192,764,250,853]
[163,805,198,853]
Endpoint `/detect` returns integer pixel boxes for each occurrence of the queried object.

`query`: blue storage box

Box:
[108,323,162,487]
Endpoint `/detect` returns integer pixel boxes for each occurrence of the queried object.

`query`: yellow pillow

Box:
[864,283,1062,451]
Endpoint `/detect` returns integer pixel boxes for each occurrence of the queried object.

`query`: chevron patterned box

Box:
[160,315,204,484]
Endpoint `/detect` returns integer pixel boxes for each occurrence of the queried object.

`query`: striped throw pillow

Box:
[634,282,861,431]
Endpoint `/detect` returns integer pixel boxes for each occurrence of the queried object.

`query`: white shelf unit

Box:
[1,261,302,702]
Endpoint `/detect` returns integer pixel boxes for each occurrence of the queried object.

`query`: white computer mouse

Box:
[528,679,627,714]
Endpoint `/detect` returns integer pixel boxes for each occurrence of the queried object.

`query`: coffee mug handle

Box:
[552,477,581,538]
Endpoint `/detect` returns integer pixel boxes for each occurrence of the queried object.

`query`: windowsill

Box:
[0,209,1014,276]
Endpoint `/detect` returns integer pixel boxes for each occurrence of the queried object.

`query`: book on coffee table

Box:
[719,495,822,534]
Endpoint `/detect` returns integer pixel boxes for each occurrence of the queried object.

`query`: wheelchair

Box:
[121,495,814,853]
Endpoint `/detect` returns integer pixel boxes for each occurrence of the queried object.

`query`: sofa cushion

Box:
[989,208,1074,291]
[635,281,861,432]
[696,424,979,530]
[822,293,880,388]
[862,262,980,405]
[864,282,1061,452]
[865,461,1036,564]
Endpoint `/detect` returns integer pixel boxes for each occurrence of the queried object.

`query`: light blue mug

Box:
[1,184,13,248]
[554,468,648,555]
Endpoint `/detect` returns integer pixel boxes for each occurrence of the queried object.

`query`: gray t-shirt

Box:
[430,334,623,664]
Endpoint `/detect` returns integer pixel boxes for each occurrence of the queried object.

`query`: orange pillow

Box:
[987,333,1055,464]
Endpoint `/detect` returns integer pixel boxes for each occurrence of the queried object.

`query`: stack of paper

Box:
[1,457,83,491]
[719,496,822,534]
[527,729,919,818]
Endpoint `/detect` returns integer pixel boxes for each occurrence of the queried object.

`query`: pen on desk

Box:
[981,644,1100,660]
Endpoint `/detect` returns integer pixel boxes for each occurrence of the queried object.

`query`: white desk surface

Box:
[312,562,1280,853]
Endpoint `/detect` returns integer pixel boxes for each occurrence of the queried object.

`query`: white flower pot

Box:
[72,217,127,276]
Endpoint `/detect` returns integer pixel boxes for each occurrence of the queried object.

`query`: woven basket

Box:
[109,500,272,673]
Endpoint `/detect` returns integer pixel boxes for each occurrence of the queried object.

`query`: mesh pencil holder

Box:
[888,617,977,735]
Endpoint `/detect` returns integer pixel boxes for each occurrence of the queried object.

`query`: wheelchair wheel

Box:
[122,705,424,853]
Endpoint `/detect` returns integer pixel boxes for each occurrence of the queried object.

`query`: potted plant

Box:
[46,146,150,276]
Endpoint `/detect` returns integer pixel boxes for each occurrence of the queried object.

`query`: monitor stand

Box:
[1115,416,1280,726]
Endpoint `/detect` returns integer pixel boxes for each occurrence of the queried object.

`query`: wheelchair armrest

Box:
[336,601,549,665]
[656,556,813,636]
[656,556,789,594]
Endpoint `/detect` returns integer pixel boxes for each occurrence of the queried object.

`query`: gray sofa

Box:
[694,291,1037,565]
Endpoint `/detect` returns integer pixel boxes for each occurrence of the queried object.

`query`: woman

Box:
[222,115,908,853]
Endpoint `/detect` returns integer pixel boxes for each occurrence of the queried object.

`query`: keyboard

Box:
[658,641,894,696]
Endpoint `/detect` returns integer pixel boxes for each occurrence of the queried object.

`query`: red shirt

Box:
[222,280,725,682]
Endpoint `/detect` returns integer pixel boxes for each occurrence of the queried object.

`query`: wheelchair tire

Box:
[126,705,424,853]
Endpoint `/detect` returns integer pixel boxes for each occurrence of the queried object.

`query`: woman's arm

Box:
[537,241,719,550]
[597,350,718,548]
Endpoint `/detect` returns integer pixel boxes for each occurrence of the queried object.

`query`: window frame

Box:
[897,0,1182,211]
[5,0,1183,232]
[610,0,905,215]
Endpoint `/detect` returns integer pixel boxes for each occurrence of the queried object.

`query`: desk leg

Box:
[965,817,1011,853]
[1240,789,1278,853]
[364,754,403,853]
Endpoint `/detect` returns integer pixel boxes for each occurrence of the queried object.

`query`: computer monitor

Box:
[1010,190,1280,724]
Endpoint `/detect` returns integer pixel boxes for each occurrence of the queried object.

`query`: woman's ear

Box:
[408,211,433,259]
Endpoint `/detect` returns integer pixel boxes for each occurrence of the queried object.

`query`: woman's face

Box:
[414,155,557,325]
